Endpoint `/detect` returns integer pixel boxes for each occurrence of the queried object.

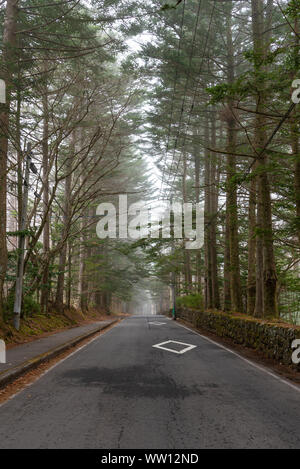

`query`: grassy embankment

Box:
[0,305,119,346]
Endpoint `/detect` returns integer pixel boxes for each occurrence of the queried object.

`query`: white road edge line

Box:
[0,321,120,408]
[176,321,300,394]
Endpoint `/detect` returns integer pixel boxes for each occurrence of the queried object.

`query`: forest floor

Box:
[0,305,126,347]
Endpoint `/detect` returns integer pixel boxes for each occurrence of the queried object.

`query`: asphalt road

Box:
[0,315,299,449]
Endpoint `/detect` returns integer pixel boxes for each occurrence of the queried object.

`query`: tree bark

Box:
[251,0,278,317]
[78,211,90,313]
[223,208,231,311]
[41,65,50,314]
[225,2,242,312]
[292,17,300,245]
[0,0,18,320]
[204,122,213,308]
[210,112,220,309]
[193,132,202,294]
[247,170,256,315]
[55,132,74,310]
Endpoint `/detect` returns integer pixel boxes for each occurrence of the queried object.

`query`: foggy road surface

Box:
[0,315,299,449]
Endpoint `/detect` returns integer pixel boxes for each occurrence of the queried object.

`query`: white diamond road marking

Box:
[152,340,197,355]
[148,322,166,326]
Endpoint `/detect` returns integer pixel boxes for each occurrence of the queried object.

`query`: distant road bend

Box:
[0,315,299,449]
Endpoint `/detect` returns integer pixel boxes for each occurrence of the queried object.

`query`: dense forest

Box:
[0,0,300,331]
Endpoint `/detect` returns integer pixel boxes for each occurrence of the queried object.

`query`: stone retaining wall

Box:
[175,308,300,366]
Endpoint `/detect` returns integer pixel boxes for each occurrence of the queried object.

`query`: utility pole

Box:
[171,268,176,320]
[13,142,31,330]
[170,196,176,320]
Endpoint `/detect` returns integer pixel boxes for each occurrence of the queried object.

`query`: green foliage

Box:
[176,293,204,311]
[284,0,300,19]
[4,294,40,319]
[22,295,41,317]
[7,229,33,237]
[206,74,252,104]
[206,83,231,103]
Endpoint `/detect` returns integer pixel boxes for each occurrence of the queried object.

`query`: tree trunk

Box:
[78,129,89,312]
[193,133,202,294]
[223,209,231,311]
[41,65,50,314]
[204,122,213,308]
[251,0,278,317]
[55,132,74,310]
[66,241,72,309]
[210,112,220,309]
[226,2,242,312]
[293,116,300,244]
[247,171,256,315]
[0,0,18,320]
[292,17,300,245]
[78,211,90,313]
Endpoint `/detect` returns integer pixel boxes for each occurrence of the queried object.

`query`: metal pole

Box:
[13,143,31,330]
[171,274,176,320]
[170,196,176,320]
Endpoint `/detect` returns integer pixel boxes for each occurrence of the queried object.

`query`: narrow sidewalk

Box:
[0,319,117,387]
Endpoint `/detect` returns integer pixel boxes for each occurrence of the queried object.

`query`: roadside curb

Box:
[0,319,118,389]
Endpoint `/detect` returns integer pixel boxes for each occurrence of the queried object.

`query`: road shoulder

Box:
[176,317,300,387]
[0,318,121,390]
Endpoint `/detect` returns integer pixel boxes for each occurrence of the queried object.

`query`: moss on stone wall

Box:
[176,308,300,366]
